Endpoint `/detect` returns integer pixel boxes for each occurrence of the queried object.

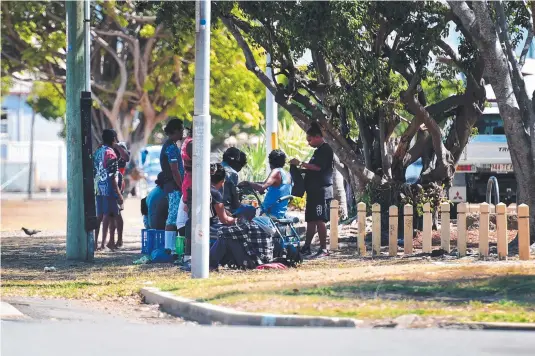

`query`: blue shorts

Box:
[166,190,182,226]
[96,195,119,217]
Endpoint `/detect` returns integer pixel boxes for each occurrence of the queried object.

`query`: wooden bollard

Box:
[422,203,432,253]
[357,202,366,256]
[457,203,467,257]
[389,206,398,257]
[518,204,530,260]
[404,204,413,255]
[372,203,381,256]
[440,202,450,253]
[330,200,339,250]
[479,202,489,257]
[496,203,508,260]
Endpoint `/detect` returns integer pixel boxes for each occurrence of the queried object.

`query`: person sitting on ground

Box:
[221,147,247,213]
[240,149,293,219]
[209,204,274,270]
[141,197,149,229]
[209,163,237,236]
[146,172,169,230]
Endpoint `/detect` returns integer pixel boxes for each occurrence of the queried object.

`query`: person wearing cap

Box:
[146,172,169,230]
[160,118,185,253]
[93,129,123,250]
[221,147,247,213]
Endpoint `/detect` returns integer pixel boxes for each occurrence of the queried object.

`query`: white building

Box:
[1,82,67,192]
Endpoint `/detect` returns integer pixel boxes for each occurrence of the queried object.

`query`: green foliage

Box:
[240,114,313,183]
[28,82,66,121]
[2,0,265,149]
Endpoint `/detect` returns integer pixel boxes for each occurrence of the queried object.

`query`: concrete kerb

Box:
[141,287,362,327]
[0,301,27,320]
[441,321,535,331]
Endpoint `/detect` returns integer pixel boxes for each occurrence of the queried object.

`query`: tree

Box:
[449,1,535,245]
[156,1,488,242]
[1,0,265,157]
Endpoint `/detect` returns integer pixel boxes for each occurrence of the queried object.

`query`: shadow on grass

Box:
[193,274,535,307]
[279,275,535,303]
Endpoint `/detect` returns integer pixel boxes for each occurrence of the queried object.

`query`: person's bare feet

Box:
[106,243,116,250]
[116,240,123,248]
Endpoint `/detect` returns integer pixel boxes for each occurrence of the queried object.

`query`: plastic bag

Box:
[252,216,277,236]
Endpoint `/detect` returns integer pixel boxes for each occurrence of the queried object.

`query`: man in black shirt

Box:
[290,122,334,258]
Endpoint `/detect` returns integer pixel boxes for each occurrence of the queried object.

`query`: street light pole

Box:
[191,0,211,279]
[27,102,36,200]
[265,53,278,174]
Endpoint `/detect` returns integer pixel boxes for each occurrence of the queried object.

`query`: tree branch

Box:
[92,33,128,122]
[519,0,534,67]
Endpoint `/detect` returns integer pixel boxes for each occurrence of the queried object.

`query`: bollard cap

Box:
[389,205,398,216]
[423,202,431,213]
[357,202,366,211]
[404,204,413,215]
[479,202,489,213]
[457,203,467,213]
[372,203,381,212]
[441,202,450,212]
[496,203,506,214]
[331,199,339,208]
[518,203,529,217]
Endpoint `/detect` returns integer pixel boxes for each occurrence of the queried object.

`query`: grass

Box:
[2,199,535,324]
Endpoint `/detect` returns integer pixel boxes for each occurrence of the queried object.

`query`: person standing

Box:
[112,141,130,248]
[160,118,184,253]
[93,129,124,250]
[290,122,334,258]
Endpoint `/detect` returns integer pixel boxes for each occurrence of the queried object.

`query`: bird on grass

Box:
[21,227,41,236]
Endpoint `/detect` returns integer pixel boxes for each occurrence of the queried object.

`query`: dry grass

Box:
[2,198,535,323]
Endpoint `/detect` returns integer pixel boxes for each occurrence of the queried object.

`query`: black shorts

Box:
[305,192,332,223]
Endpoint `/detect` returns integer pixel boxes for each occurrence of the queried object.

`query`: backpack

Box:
[289,165,306,198]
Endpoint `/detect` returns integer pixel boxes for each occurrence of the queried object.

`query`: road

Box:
[2,298,534,356]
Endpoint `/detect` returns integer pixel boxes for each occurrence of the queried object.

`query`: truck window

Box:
[475,114,504,135]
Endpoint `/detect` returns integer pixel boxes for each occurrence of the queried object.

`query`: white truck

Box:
[450,105,516,205]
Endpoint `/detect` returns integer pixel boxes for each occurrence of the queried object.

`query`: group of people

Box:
[93,128,130,251]
[93,117,335,267]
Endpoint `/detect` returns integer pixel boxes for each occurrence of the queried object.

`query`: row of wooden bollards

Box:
[329,201,531,260]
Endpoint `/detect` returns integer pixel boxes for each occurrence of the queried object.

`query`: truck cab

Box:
[450,105,516,205]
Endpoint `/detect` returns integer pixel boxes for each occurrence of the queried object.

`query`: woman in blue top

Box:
[240,149,293,219]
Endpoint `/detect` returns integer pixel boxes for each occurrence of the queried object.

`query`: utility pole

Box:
[191,0,211,279]
[265,53,278,174]
[27,100,36,200]
[66,0,92,261]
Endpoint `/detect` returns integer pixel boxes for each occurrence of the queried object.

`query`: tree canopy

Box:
[1,0,266,152]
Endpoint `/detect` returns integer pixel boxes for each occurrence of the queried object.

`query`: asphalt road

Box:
[2,298,535,356]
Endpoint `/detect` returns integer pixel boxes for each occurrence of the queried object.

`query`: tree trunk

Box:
[332,167,348,220]
[449,1,535,244]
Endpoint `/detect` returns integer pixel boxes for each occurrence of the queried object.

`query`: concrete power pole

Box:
[66,0,92,261]
[191,0,211,279]
[265,54,278,174]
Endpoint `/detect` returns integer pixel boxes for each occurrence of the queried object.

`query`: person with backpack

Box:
[290,122,334,258]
